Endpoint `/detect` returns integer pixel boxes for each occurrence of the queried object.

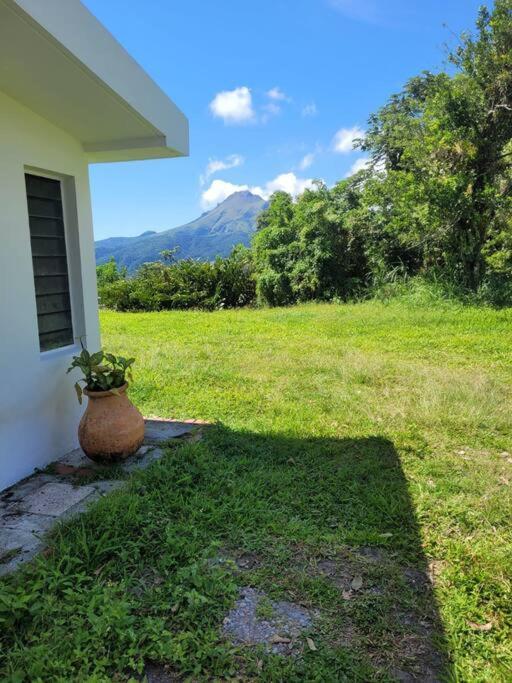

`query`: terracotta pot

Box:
[78,383,144,463]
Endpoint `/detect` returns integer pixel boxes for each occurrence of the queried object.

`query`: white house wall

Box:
[0,89,100,491]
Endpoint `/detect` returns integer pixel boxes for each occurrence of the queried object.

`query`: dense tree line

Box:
[99,1,512,311]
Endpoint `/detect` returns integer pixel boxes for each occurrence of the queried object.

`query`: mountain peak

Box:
[224,190,263,202]
[96,190,267,271]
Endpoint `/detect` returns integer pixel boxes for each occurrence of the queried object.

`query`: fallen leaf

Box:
[306,637,317,651]
[499,476,509,486]
[270,634,291,644]
[342,590,353,600]
[468,621,493,632]
[351,575,363,591]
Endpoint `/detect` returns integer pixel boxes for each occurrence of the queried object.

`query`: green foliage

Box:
[358,0,512,291]
[67,348,135,403]
[253,183,367,306]
[96,257,127,287]
[98,246,255,312]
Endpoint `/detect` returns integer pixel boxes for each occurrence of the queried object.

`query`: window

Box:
[25,173,74,352]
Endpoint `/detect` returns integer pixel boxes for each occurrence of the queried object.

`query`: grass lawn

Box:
[2,301,512,681]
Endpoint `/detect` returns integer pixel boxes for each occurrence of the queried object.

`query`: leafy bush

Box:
[98,246,255,312]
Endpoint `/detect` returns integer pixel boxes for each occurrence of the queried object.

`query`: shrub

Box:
[97,246,256,312]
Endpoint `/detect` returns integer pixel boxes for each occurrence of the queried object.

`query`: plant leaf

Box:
[351,575,363,591]
[74,383,83,405]
[306,637,317,651]
[468,621,493,631]
[270,634,291,644]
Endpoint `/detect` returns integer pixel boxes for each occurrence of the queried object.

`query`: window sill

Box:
[40,342,81,363]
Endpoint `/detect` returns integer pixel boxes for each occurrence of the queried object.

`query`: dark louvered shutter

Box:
[25,174,74,352]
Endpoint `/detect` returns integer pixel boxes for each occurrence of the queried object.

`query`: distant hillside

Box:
[95,191,267,272]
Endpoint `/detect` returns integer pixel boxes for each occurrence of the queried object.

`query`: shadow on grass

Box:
[202,424,452,681]
[0,423,452,682]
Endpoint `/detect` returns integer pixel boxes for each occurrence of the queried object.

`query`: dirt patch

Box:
[356,546,390,563]
[234,551,263,571]
[304,548,446,680]
[403,566,430,592]
[310,548,384,597]
[143,663,182,682]
[52,463,96,478]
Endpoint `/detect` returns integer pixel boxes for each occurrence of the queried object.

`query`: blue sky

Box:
[84,0,486,240]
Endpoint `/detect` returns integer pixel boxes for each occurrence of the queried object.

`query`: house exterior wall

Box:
[0,89,100,491]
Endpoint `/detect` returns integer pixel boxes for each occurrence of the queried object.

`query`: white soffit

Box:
[0,0,189,162]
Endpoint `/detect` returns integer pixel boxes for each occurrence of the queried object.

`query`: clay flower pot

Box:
[78,383,144,463]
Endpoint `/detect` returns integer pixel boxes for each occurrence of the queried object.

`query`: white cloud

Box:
[200,154,244,185]
[201,180,252,209]
[209,86,254,124]
[201,173,317,209]
[345,156,386,177]
[267,87,290,102]
[261,101,282,122]
[260,87,291,122]
[302,102,318,117]
[264,173,316,198]
[333,126,365,154]
[345,157,370,177]
[299,153,315,170]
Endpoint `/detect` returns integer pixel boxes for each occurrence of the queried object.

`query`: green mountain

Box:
[95,191,267,272]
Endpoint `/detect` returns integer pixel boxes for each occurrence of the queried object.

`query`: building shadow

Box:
[203,424,452,681]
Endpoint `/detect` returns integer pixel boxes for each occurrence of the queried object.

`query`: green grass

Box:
[1,301,512,681]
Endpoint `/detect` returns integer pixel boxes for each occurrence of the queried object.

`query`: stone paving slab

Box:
[1,473,55,502]
[0,513,55,577]
[17,482,95,517]
[144,419,201,443]
[123,447,166,473]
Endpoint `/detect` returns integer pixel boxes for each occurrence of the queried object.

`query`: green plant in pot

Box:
[67,348,144,463]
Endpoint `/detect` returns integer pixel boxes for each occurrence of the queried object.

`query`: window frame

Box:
[25,168,83,356]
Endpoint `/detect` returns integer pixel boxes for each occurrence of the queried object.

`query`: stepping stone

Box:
[0,474,54,506]
[223,587,314,654]
[122,447,165,473]
[144,419,199,443]
[90,480,125,495]
[0,513,55,576]
[17,482,95,517]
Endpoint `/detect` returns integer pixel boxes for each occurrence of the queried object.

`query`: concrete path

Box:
[0,418,203,576]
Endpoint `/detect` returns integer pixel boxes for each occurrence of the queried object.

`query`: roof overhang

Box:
[0,0,189,162]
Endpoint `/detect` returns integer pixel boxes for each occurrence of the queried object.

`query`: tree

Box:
[96,257,127,287]
[252,191,298,305]
[359,0,512,290]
